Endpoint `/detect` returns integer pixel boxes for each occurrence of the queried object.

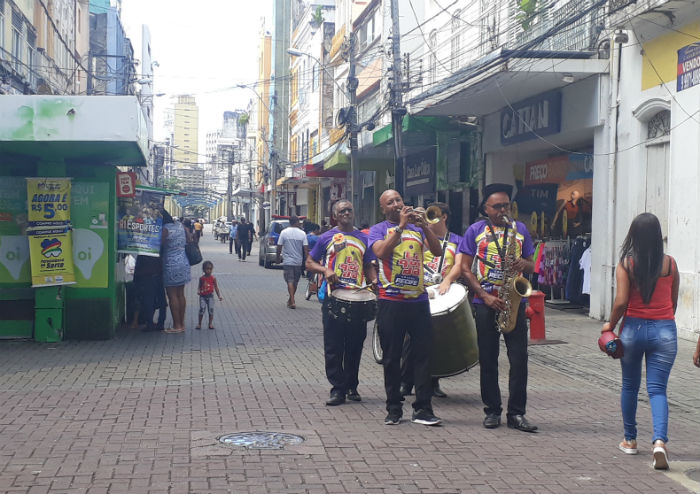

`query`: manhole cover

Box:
[686,469,700,482]
[219,432,305,450]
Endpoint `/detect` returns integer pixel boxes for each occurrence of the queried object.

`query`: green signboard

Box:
[71,181,109,288]
[0,177,30,284]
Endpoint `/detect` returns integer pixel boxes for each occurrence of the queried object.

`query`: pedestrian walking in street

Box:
[161,210,191,334]
[194,219,203,243]
[237,217,254,261]
[370,189,443,426]
[602,212,679,470]
[229,220,240,257]
[276,215,308,309]
[306,200,377,407]
[196,261,223,330]
[458,183,538,433]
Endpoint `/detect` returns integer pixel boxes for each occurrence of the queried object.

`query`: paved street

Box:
[0,233,698,494]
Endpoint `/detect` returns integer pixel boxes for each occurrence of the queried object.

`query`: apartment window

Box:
[0,1,5,60]
[11,10,23,73]
[450,9,461,72]
[429,30,437,84]
[311,63,319,92]
[27,30,35,85]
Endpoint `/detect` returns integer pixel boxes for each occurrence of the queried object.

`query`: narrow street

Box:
[0,233,698,494]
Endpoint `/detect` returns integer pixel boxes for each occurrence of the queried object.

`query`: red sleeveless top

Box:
[625,257,675,320]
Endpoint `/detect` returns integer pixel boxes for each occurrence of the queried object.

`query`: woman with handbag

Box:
[161,210,192,334]
[602,213,679,469]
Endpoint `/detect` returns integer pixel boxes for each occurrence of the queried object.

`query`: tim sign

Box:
[116,172,136,198]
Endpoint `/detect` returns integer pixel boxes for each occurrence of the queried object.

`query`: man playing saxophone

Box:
[458,183,538,432]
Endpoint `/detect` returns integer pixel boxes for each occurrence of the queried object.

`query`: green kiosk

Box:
[0,96,148,341]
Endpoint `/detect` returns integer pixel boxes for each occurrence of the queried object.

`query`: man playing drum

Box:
[458,183,538,432]
[306,200,378,407]
[400,202,462,399]
[370,190,443,426]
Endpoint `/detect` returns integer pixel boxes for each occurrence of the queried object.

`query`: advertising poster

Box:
[27,225,76,287]
[117,188,164,256]
[26,178,76,287]
[0,177,30,284]
[27,178,72,225]
[71,181,109,288]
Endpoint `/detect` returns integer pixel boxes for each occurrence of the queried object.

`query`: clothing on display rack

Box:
[565,236,591,305]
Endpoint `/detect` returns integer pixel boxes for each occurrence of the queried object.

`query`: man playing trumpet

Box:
[369,190,443,426]
[458,183,538,432]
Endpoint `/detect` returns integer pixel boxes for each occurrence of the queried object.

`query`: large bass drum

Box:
[428,283,479,377]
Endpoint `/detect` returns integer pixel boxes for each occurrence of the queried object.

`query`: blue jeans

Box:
[619,317,677,443]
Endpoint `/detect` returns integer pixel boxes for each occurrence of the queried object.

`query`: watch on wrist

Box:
[394,226,403,234]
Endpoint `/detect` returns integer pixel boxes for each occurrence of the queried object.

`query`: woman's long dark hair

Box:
[619,213,664,304]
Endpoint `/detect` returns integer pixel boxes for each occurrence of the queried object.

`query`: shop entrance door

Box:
[645,139,670,242]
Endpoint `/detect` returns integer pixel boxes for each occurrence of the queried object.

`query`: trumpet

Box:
[407,205,442,225]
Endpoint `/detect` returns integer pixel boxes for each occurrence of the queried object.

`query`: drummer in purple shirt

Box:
[457,183,537,433]
[369,189,443,426]
[306,200,377,407]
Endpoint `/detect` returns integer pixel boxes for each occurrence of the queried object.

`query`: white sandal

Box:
[652,441,669,470]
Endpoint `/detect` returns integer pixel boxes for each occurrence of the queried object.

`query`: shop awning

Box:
[0,95,148,166]
[372,116,453,148]
[408,51,608,117]
[323,144,351,171]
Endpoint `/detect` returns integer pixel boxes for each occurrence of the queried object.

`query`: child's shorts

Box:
[199,294,215,317]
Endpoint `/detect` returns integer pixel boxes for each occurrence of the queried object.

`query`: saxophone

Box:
[496,217,533,333]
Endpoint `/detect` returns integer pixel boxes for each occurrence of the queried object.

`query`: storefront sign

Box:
[117,188,165,256]
[0,177,30,284]
[677,42,700,92]
[116,172,137,198]
[405,148,436,195]
[26,178,75,287]
[514,183,559,216]
[501,91,562,145]
[524,153,593,186]
[71,181,109,288]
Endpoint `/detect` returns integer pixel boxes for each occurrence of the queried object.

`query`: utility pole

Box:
[226,146,234,221]
[389,0,406,196]
[347,33,360,219]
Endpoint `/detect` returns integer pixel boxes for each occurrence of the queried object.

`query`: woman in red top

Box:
[602,213,679,470]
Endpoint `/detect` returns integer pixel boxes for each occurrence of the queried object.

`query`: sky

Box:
[120,0,273,145]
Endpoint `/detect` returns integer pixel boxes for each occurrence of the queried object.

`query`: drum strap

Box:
[436,236,449,275]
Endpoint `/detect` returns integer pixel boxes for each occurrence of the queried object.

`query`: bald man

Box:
[369,190,443,426]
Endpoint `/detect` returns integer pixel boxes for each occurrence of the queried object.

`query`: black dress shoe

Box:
[346,389,361,402]
[507,414,538,432]
[433,385,447,398]
[483,414,501,429]
[325,393,346,406]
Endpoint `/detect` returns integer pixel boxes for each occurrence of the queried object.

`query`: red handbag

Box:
[598,330,624,359]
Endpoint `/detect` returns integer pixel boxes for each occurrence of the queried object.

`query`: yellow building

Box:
[256,28,272,187]
[173,95,199,167]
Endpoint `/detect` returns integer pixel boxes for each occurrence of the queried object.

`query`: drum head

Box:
[429,283,467,315]
[331,288,377,302]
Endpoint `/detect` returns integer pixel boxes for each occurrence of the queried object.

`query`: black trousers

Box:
[240,239,251,260]
[322,301,367,395]
[474,303,529,417]
[400,334,439,390]
[377,299,433,414]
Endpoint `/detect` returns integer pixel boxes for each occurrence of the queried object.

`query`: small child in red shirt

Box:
[197,260,223,330]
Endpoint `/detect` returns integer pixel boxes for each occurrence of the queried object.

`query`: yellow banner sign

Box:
[27,178,72,224]
[27,228,76,287]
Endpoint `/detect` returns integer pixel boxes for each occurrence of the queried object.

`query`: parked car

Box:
[258,219,289,268]
[213,218,231,242]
